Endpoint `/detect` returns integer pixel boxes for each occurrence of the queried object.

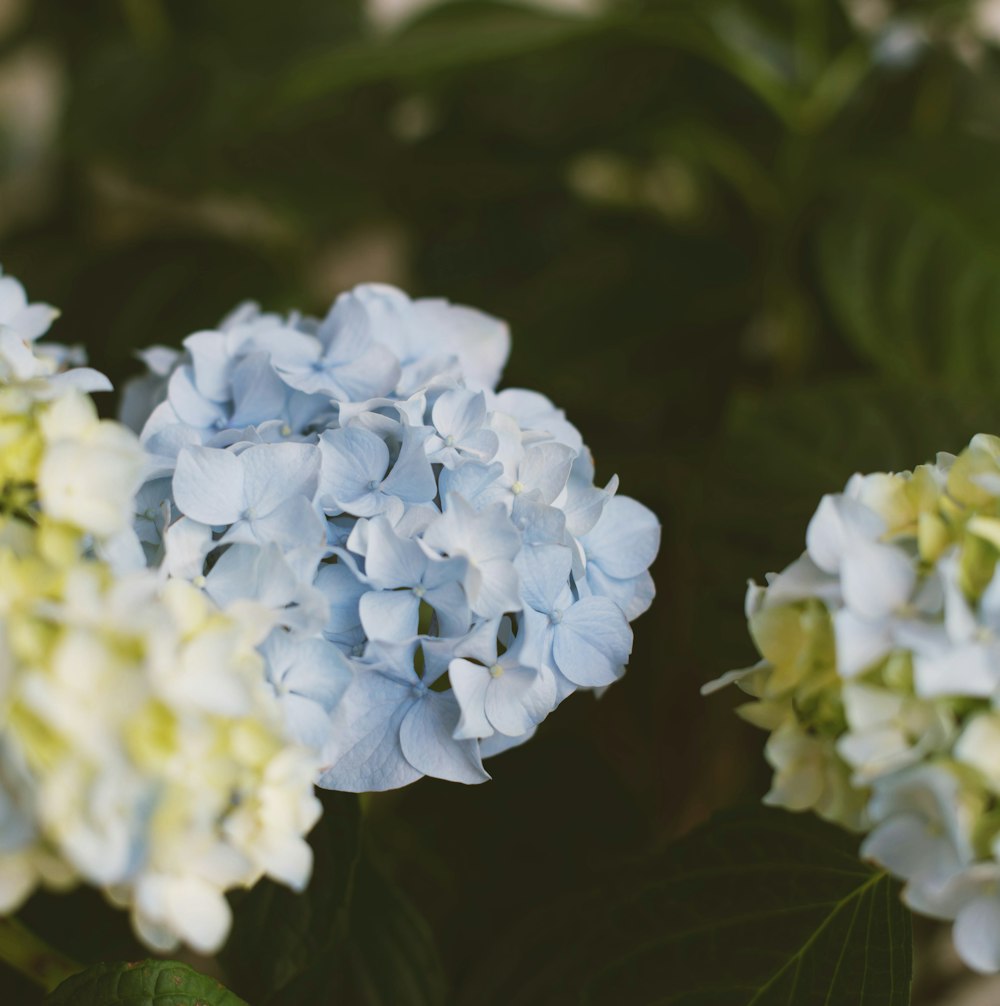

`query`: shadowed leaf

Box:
[459,806,912,1005]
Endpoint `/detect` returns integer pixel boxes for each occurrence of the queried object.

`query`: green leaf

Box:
[222,790,446,1006]
[817,143,1000,395]
[343,852,450,1006]
[221,791,361,1002]
[458,806,912,1005]
[43,960,247,1006]
[255,845,449,1006]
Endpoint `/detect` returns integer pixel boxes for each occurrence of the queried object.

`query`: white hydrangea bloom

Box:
[705,431,1000,973]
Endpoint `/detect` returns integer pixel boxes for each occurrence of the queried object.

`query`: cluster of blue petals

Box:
[125,284,660,791]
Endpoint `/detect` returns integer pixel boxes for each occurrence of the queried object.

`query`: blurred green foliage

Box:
[2,0,999,1000]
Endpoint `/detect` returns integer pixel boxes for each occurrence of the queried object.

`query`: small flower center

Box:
[489,663,504,678]
[281,424,292,437]
[511,481,525,496]
[550,609,563,624]
[444,435,456,447]
[413,586,426,599]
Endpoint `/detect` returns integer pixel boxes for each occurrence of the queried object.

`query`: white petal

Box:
[841,539,915,619]
[164,876,233,955]
[833,608,893,679]
[763,554,841,609]
[954,897,1000,973]
[805,493,885,574]
[914,644,998,699]
[861,813,960,887]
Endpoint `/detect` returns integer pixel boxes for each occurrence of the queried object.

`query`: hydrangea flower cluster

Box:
[705,434,1000,973]
[124,284,660,791]
[0,271,321,954]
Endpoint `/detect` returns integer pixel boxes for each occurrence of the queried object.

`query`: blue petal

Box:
[173,446,245,525]
[359,589,420,642]
[318,670,422,792]
[381,426,436,504]
[582,495,661,580]
[240,442,320,515]
[318,427,389,516]
[399,692,489,784]
[363,516,427,589]
[553,596,632,687]
[449,659,495,739]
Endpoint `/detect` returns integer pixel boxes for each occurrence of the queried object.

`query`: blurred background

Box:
[4,0,1000,1001]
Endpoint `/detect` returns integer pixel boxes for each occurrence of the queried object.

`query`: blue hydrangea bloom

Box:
[124,284,660,791]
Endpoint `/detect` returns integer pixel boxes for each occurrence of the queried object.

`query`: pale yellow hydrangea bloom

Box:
[0,294,321,955]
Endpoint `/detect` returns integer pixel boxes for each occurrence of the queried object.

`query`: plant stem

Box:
[0,916,81,992]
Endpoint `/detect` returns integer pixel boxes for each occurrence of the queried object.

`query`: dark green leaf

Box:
[458,806,912,1006]
[43,960,247,1006]
[258,844,450,1006]
[342,851,450,1006]
[221,791,361,1002]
